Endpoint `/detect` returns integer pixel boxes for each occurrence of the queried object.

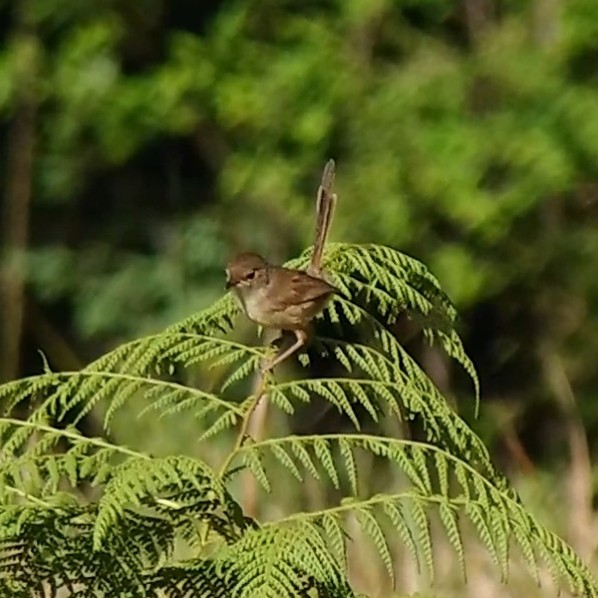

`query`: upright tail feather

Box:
[308,158,337,277]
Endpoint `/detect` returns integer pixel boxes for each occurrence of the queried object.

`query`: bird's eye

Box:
[246,270,256,280]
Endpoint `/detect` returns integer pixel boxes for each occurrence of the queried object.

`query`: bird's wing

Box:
[277,269,336,306]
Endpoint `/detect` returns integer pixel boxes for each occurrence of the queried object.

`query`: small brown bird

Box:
[226,160,338,372]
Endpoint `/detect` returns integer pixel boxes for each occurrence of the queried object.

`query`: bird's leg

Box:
[261,329,308,373]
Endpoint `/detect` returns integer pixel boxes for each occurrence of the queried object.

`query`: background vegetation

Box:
[1,0,598,595]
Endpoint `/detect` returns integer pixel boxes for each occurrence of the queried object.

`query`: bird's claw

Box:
[260,362,272,376]
[259,359,273,375]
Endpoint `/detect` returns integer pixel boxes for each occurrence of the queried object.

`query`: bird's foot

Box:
[259,360,273,375]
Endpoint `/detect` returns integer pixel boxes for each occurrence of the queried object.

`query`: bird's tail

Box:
[308,159,337,277]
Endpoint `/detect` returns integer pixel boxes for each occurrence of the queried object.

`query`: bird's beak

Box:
[225,269,233,289]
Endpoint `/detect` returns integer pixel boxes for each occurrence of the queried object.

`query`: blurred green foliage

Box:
[2,0,598,506]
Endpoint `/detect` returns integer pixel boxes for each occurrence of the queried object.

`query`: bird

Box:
[225,159,338,372]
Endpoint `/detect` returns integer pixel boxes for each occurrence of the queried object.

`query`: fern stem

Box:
[7,370,245,417]
[0,417,146,459]
[231,432,500,497]
[194,373,270,547]
[0,332,261,394]
[266,489,462,527]
[4,484,52,507]
[86,331,264,371]
[217,373,269,481]
[82,370,243,414]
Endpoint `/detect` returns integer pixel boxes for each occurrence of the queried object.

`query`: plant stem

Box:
[196,372,268,548]
[218,372,268,480]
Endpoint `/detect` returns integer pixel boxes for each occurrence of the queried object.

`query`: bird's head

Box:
[225,252,269,290]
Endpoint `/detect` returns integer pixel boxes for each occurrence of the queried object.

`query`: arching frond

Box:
[261,338,507,494]
[0,417,143,501]
[231,434,598,596]
[291,243,478,401]
[0,341,251,443]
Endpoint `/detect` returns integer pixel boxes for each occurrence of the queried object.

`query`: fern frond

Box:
[267,340,507,494]
[1,366,244,448]
[94,454,226,549]
[292,243,479,402]
[211,522,353,598]
[0,502,152,596]
[0,417,144,501]
[0,491,254,595]
[148,558,237,597]
[0,304,255,430]
[269,378,387,428]
[87,333,260,421]
[166,295,239,335]
[231,434,598,596]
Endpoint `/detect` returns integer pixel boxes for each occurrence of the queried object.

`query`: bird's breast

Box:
[234,283,314,330]
[233,285,273,327]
